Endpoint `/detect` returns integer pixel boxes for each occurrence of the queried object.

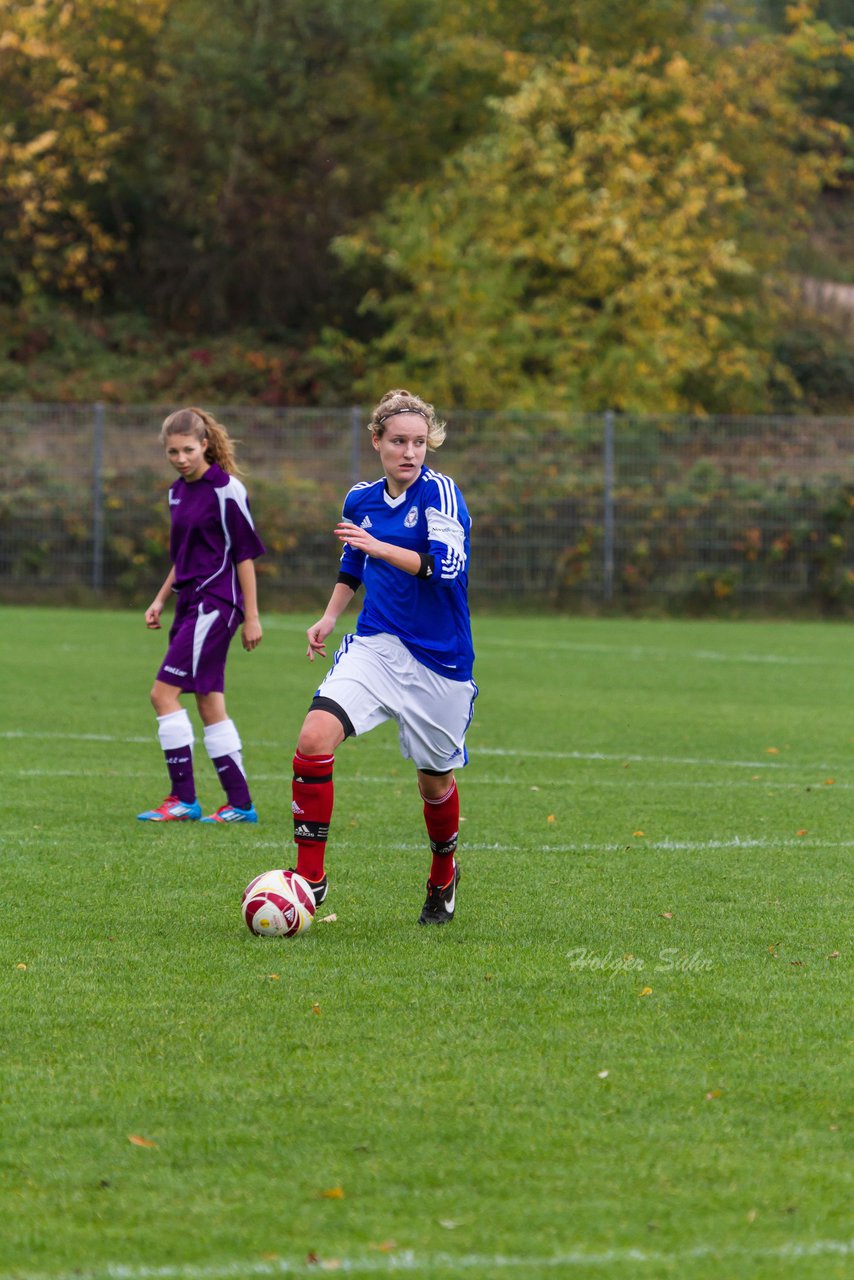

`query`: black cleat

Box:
[289,870,328,908]
[418,861,460,926]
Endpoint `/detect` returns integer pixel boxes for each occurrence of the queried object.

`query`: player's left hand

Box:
[335,520,380,556]
[242,619,262,651]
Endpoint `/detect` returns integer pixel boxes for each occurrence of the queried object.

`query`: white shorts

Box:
[315,633,477,772]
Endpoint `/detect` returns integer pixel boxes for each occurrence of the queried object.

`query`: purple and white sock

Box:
[204,718,251,810]
[156,709,196,804]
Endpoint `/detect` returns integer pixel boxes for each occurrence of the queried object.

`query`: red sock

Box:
[292,751,334,883]
[422,779,459,887]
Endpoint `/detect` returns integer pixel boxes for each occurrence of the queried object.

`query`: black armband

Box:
[416,554,435,580]
[336,571,363,591]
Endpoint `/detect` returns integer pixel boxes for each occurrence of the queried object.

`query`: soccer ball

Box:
[242,869,316,938]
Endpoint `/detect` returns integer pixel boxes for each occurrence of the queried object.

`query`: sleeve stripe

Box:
[440,548,465,579]
[426,469,458,522]
[424,470,466,580]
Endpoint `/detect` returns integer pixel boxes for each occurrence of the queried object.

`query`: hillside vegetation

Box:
[0,0,852,412]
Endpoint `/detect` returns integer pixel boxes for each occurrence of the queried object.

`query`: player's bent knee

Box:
[150,679,184,716]
[150,686,173,714]
[297,702,351,755]
[418,768,455,800]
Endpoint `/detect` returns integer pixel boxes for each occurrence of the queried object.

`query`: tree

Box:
[0,0,167,302]
[328,16,850,411]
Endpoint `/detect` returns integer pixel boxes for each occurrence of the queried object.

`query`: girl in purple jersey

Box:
[137,407,266,824]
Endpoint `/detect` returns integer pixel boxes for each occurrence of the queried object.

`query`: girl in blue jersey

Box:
[137,407,266,824]
[290,389,477,925]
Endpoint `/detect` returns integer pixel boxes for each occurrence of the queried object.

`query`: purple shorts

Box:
[155,594,240,694]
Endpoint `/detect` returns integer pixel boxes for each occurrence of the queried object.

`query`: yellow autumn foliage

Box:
[337,12,850,412]
[0,0,168,299]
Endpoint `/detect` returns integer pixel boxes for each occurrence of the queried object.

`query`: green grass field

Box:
[1,606,851,1280]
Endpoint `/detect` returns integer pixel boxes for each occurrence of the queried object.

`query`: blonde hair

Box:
[160,407,243,477]
[368,389,446,450]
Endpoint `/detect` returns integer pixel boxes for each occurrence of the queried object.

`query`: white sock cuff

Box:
[204,718,242,759]
[157,709,194,751]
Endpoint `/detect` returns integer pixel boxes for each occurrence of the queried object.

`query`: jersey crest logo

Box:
[360,516,373,529]
[169,492,181,506]
[404,506,419,528]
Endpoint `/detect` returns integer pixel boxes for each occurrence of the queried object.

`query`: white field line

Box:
[473,636,826,666]
[474,747,808,770]
[197,617,831,667]
[1,730,153,744]
[7,1237,853,1280]
[424,836,854,853]
[5,770,852,793]
[244,836,854,855]
[0,731,829,773]
[9,829,850,856]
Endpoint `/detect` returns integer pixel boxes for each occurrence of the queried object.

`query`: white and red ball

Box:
[242,869,316,938]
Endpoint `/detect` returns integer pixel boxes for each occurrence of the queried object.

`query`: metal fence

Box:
[2,402,854,611]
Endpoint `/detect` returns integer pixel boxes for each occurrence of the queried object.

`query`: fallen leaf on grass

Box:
[439,1219,460,1230]
[639,987,653,997]
[796,829,808,837]
[547,814,555,825]
[828,951,840,959]
[128,1134,158,1148]
[266,974,280,981]
[319,913,337,923]
[311,1003,321,1015]
[597,1070,609,1079]
[15,963,27,970]
[633,830,645,838]
[705,1090,722,1100]
[320,1186,345,1199]
[765,747,780,754]
[824,778,836,786]
[660,912,673,919]
[369,1242,398,1253]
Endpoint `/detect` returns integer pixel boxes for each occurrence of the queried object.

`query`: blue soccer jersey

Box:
[338,465,474,681]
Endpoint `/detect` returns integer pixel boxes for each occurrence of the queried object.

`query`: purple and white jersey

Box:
[168,462,265,614]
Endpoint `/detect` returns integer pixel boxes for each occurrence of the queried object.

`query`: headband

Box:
[375,407,429,426]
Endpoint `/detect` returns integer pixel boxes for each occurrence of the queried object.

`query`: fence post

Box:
[350,405,362,486]
[603,409,615,601]
[92,401,105,593]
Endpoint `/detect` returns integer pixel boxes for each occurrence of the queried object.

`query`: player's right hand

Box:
[145,603,163,629]
[306,619,333,660]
